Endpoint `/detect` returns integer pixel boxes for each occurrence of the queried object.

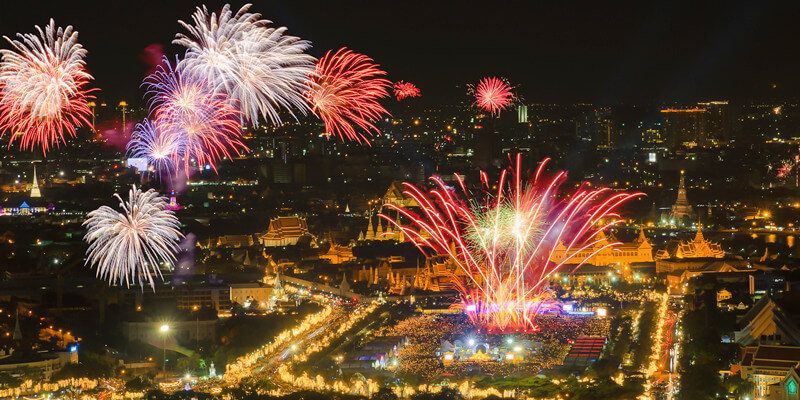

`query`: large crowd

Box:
[375,313,610,382]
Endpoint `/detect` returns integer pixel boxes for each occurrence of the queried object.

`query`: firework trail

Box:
[143,57,248,176]
[384,154,642,332]
[305,48,391,144]
[393,81,421,101]
[126,119,182,178]
[174,3,315,126]
[0,19,94,153]
[474,76,513,115]
[83,185,183,290]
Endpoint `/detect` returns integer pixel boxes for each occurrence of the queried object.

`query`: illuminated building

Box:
[655,227,724,262]
[319,240,355,264]
[30,164,41,198]
[360,214,405,242]
[661,107,707,148]
[664,171,695,224]
[517,105,528,123]
[121,319,217,344]
[734,296,800,346]
[642,127,664,145]
[583,107,616,149]
[382,181,419,208]
[736,345,800,398]
[230,277,284,309]
[549,229,653,267]
[697,100,730,143]
[215,235,254,248]
[121,285,231,312]
[259,216,315,247]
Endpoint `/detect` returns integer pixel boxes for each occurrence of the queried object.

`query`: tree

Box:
[125,376,153,392]
[371,387,398,400]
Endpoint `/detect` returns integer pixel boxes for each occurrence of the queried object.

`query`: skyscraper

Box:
[517,105,528,123]
[660,107,707,148]
[697,101,730,143]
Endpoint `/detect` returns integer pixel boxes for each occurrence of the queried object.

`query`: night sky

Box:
[3,0,799,106]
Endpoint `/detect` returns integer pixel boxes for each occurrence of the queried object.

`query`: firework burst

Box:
[174,3,315,126]
[126,119,182,178]
[0,19,94,153]
[393,81,421,101]
[384,154,642,332]
[144,58,248,175]
[474,76,513,115]
[83,185,183,289]
[305,48,391,144]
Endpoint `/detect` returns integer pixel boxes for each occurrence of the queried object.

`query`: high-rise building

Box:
[517,105,528,123]
[697,101,730,143]
[661,102,730,148]
[660,108,707,148]
[576,108,615,148]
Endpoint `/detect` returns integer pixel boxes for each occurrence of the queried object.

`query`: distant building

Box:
[549,229,654,267]
[664,171,695,224]
[230,278,283,309]
[259,216,315,247]
[30,164,41,198]
[382,181,419,208]
[697,101,730,143]
[660,102,729,148]
[121,319,217,344]
[734,296,800,346]
[319,242,355,264]
[661,107,707,148]
[360,214,405,242]
[517,105,528,123]
[215,235,254,248]
[736,345,800,398]
[655,228,724,261]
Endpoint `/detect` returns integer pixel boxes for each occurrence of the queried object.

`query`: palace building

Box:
[549,229,654,267]
[655,227,727,274]
[259,216,316,247]
[382,181,419,208]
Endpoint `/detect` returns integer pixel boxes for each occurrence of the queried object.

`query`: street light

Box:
[160,324,170,377]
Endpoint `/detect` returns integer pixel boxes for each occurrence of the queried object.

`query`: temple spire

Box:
[30,164,41,198]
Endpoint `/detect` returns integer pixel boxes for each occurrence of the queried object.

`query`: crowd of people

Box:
[373,313,610,382]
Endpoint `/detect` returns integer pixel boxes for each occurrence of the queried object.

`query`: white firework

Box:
[126,119,182,178]
[83,185,183,289]
[174,3,316,126]
[0,19,94,153]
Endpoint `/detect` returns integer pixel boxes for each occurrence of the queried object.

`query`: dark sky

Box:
[3,0,799,106]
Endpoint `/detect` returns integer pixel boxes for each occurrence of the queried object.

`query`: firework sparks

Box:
[305,48,391,144]
[393,81,421,101]
[474,77,513,115]
[0,19,94,153]
[174,4,315,126]
[83,185,183,289]
[126,119,182,178]
[384,154,642,332]
[144,58,248,175]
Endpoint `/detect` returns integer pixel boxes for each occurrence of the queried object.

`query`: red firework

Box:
[144,59,247,176]
[0,20,95,154]
[475,76,513,115]
[383,154,642,332]
[305,48,391,144]
[393,81,421,101]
